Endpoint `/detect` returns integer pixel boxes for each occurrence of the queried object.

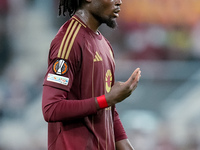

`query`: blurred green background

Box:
[0,0,200,149]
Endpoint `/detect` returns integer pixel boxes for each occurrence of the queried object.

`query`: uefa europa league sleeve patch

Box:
[53,59,68,75]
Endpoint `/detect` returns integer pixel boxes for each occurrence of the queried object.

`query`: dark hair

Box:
[59,0,82,17]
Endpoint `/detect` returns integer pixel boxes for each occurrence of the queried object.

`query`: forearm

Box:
[116,139,134,150]
[42,86,97,122]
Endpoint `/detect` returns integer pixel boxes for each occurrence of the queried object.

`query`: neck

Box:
[75,10,101,33]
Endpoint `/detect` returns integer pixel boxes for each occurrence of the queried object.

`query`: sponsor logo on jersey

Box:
[105,70,112,93]
[53,59,68,75]
[94,51,102,62]
[47,73,69,86]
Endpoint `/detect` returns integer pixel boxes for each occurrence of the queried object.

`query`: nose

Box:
[115,0,122,5]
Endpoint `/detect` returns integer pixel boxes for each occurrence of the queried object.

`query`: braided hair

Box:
[59,0,82,17]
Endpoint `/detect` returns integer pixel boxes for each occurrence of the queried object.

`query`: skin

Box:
[75,0,122,32]
[75,0,141,149]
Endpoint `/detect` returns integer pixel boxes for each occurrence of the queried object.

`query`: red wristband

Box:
[96,95,108,109]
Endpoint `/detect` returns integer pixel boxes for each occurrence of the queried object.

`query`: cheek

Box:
[101,0,114,10]
[102,5,113,16]
[92,0,114,17]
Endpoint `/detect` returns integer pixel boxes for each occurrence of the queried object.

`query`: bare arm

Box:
[116,139,135,150]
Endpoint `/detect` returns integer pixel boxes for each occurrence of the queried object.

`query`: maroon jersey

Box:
[42,16,127,150]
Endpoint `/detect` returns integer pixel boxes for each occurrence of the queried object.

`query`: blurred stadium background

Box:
[0,0,200,149]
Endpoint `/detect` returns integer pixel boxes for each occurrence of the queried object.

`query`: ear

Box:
[85,0,92,2]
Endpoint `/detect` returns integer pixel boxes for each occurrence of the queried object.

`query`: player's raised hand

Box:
[125,68,141,91]
[105,68,141,106]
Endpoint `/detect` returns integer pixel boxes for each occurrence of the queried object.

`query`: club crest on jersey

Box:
[105,70,112,93]
[53,59,68,75]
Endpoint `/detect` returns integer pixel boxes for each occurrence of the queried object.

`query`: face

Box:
[90,0,122,28]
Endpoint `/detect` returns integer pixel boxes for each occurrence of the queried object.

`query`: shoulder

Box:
[50,17,89,60]
[53,17,87,45]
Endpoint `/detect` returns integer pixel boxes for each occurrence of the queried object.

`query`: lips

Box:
[113,8,121,18]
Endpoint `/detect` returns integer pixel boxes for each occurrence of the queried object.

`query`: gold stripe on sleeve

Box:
[57,19,75,58]
[72,16,86,28]
[65,24,82,60]
[61,21,78,59]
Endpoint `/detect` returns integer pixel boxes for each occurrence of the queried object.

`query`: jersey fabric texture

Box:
[43,15,127,150]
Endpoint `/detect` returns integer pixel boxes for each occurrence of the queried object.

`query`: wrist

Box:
[96,95,108,109]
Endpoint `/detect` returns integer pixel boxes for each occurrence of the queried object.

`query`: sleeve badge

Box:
[53,59,68,75]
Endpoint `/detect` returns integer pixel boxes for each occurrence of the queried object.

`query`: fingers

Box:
[106,68,141,104]
[136,70,141,82]
[125,68,141,91]
[126,68,141,84]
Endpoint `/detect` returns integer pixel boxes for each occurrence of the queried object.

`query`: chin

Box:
[106,18,117,29]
